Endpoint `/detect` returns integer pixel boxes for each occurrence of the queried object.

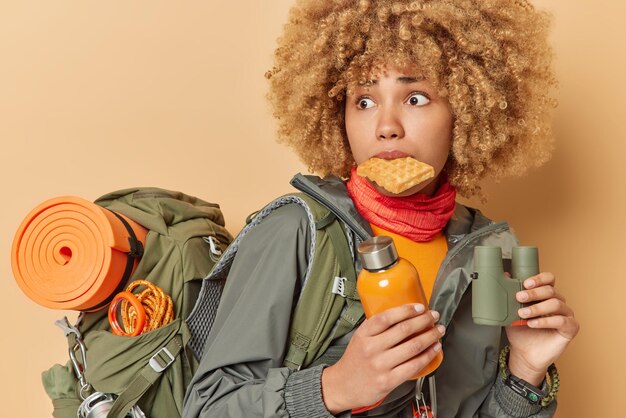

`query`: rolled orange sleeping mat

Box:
[11,196,147,311]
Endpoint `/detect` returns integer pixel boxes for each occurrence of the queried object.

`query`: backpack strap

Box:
[186,194,321,360]
[187,189,366,370]
[282,195,364,370]
[323,213,363,340]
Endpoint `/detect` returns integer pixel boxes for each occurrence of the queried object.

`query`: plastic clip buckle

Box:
[149,347,175,373]
[331,277,347,297]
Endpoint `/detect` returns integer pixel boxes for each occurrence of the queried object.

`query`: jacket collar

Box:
[291,173,493,249]
[292,173,514,326]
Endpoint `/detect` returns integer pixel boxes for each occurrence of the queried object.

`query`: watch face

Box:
[505,374,545,405]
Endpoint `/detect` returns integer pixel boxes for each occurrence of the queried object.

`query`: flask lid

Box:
[357,236,398,271]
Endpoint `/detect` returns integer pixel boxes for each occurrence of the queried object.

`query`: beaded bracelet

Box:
[498,345,560,407]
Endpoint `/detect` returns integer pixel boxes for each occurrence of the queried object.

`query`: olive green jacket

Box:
[183,175,557,418]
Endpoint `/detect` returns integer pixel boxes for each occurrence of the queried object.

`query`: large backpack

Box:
[42,174,369,418]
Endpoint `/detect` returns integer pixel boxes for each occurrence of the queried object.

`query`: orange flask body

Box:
[357,236,443,379]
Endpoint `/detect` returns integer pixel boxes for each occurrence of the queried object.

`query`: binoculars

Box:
[471,246,539,327]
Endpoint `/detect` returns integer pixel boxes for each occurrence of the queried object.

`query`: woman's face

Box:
[345,68,453,197]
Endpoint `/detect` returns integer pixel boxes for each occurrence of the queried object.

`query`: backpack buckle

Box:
[149,346,175,373]
[331,277,347,297]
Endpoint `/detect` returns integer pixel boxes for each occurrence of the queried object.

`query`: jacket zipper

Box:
[432,221,511,322]
[420,221,511,385]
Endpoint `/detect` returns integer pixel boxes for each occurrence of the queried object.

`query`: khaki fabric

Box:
[42,187,232,418]
[183,174,558,418]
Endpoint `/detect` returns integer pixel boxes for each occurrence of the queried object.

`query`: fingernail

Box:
[414,304,425,313]
[528,320,538,327]
[525,279,536,288]
[519,308,531,317]
[518,292,529,302]
[437,325,446,335]
[431,310,440,321]
[433,342,442,352]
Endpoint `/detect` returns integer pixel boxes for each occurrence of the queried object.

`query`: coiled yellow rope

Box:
[119,280,174,335]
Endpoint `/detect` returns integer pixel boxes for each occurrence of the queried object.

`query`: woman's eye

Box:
[407,93,430,106]
[357,97,375,109]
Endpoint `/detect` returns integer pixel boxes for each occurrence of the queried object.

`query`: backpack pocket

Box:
[42,362,82,418]
[82,318,191,417]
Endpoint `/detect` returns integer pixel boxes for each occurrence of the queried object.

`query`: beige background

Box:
[1,1,623,416]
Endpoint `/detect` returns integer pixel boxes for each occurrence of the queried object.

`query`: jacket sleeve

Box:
[182,204,335,418]
[478,365,557,418]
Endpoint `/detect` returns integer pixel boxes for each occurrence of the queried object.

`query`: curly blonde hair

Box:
[266,0,556,197]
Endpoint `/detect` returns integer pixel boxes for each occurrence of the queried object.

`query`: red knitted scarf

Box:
[346,167,457,242]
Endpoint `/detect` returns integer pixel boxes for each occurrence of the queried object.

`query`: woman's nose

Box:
[376,108,405,140]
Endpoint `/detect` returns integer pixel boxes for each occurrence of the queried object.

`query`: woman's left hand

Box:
[505,272,580,386]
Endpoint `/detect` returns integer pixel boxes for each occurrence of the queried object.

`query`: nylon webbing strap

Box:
[324,219,364,336]
[316,211,337,230]
[283,332,310,370]
[107,335,183,418]
[88,209,144,311]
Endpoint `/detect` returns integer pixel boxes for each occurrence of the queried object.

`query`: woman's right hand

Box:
[320,303,445,414]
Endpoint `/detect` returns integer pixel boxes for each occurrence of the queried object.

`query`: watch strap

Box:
[498,345,560,407]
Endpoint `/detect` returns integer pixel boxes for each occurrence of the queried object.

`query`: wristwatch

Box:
[503,372,546,405]
[498,345,558,407]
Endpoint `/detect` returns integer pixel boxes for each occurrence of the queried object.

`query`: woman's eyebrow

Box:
[367,76,422,85]
[397,76,422,84]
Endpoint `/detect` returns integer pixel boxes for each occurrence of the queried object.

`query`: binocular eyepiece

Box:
[471,246,539,327]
